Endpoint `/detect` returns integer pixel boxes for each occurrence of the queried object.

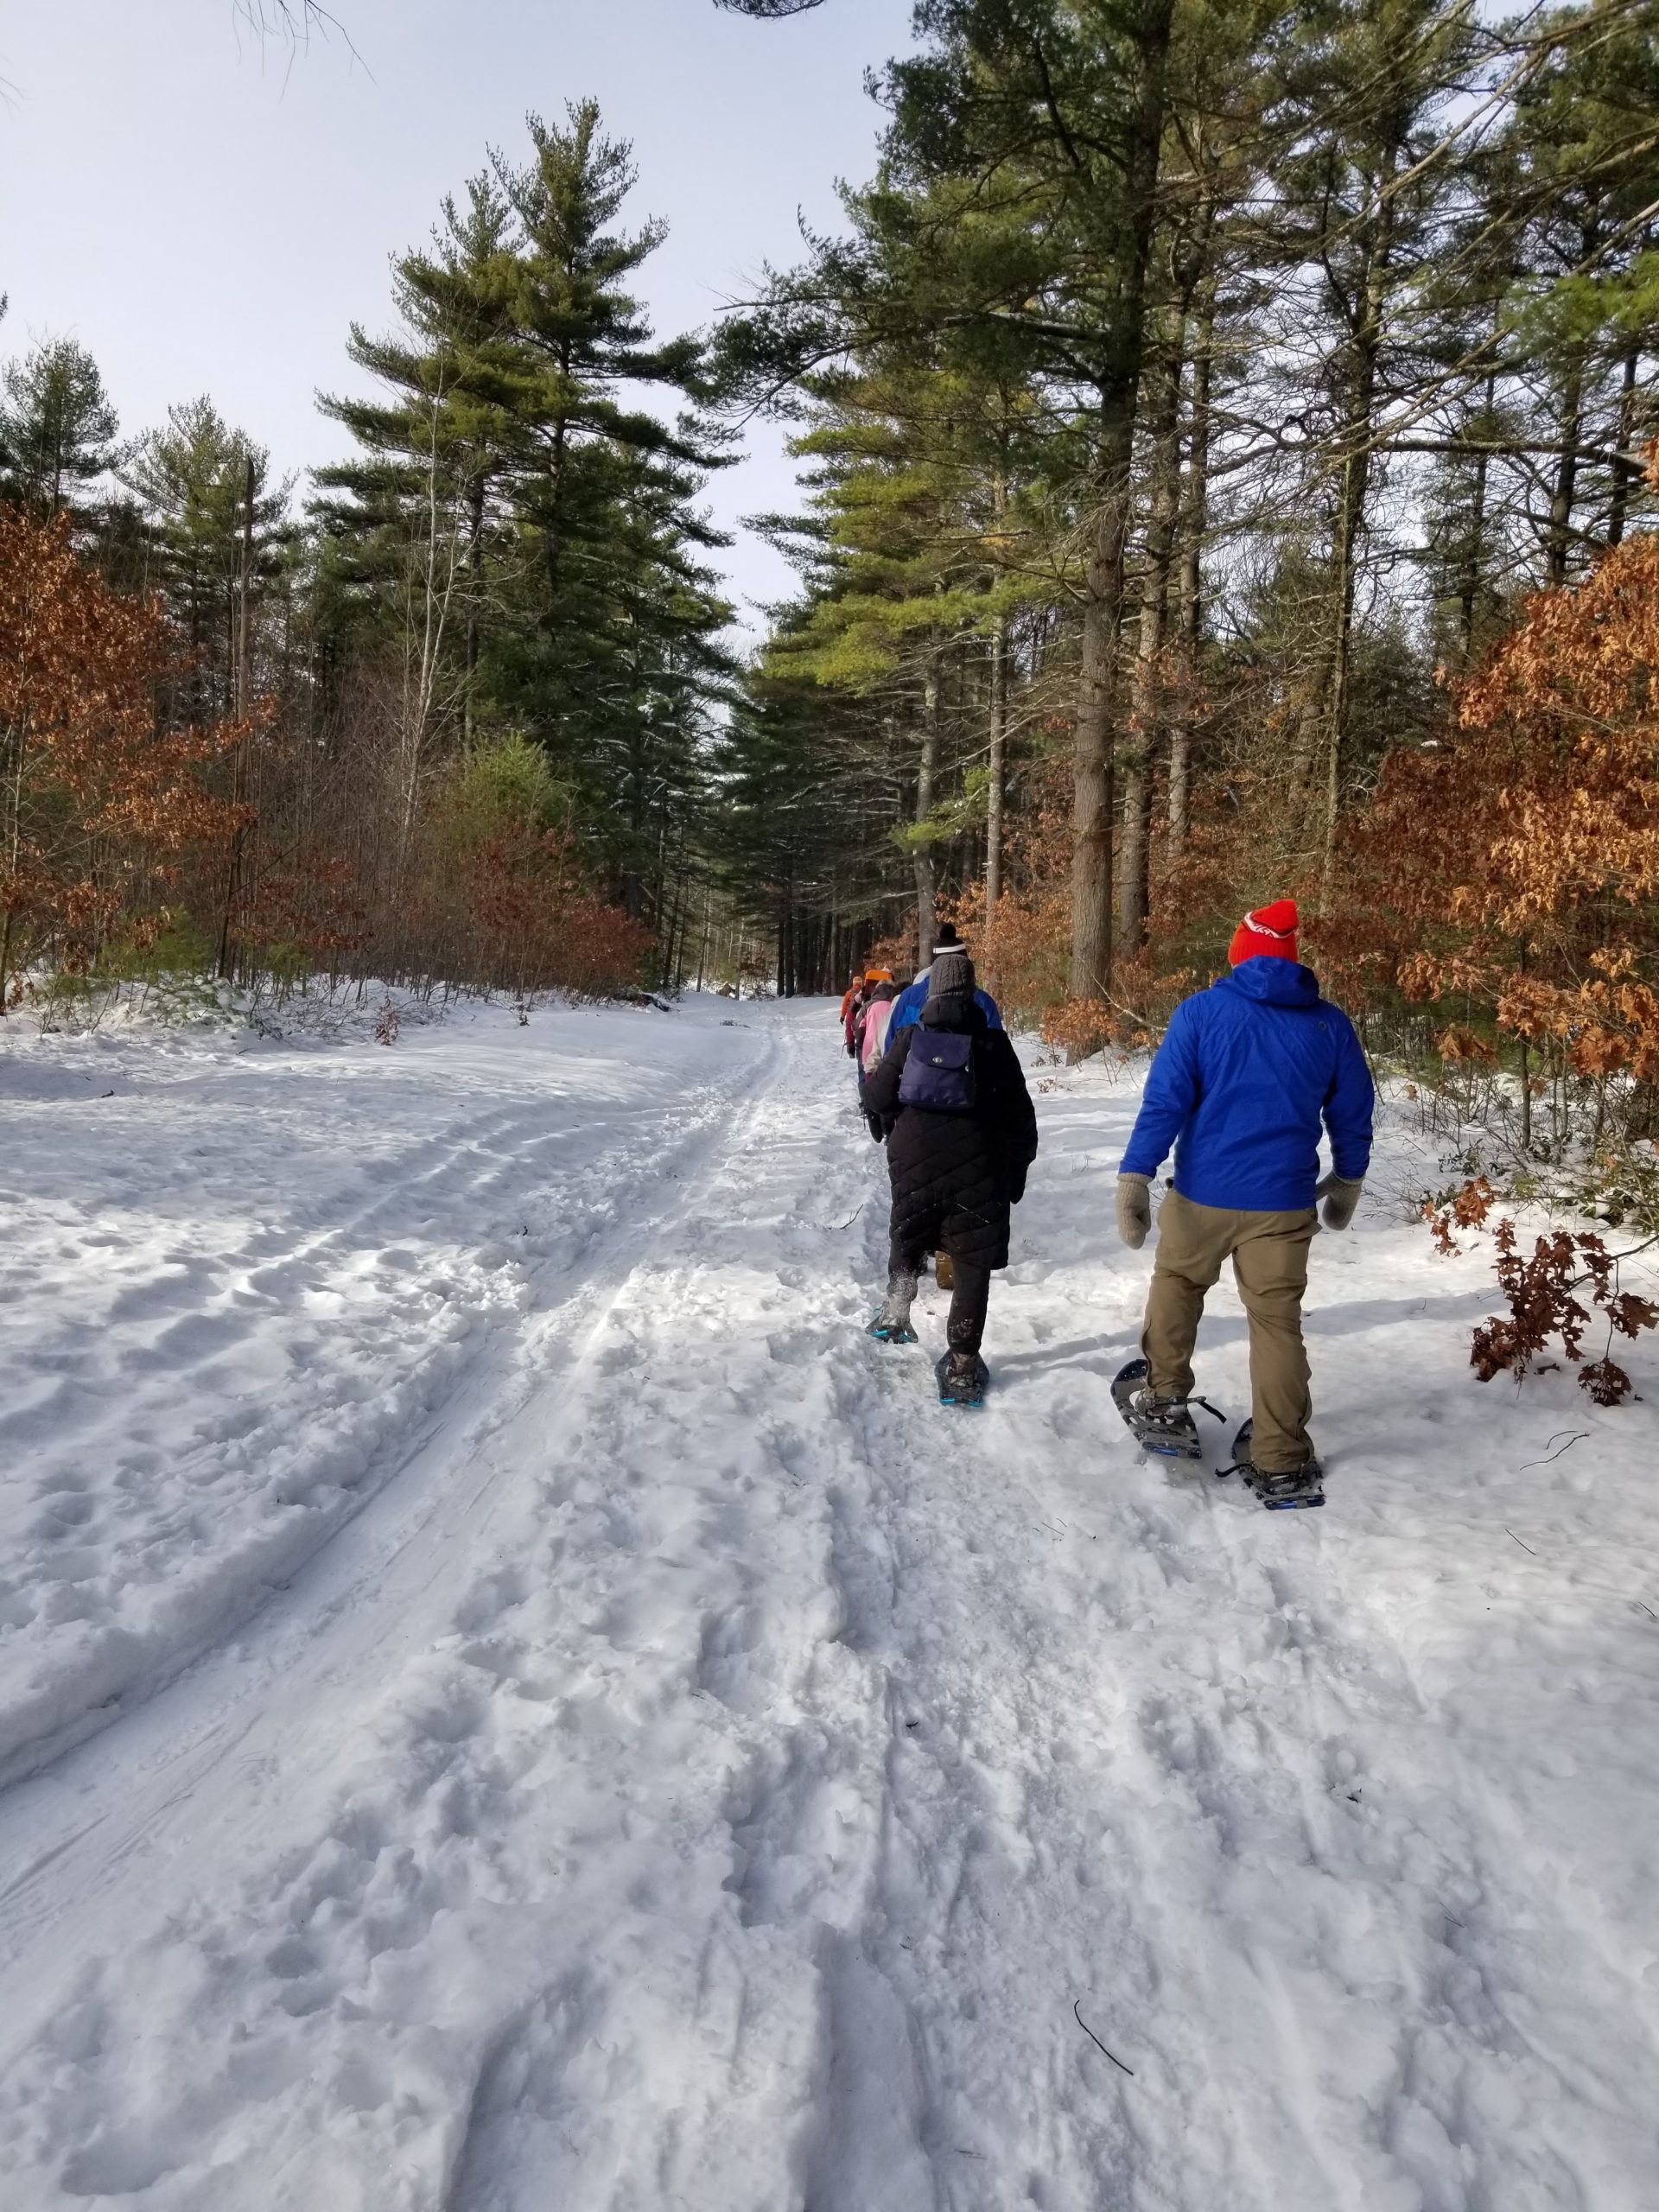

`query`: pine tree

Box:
[317,104,734,920]
[123,400,290,720]
[0,338,122,520]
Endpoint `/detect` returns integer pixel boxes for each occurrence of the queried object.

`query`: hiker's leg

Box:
[945,1258,992,1354]
[1230,1210,1319,1469]
[1141,1190,1230,1399]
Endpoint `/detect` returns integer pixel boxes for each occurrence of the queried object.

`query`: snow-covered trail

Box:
[2,996,1657,2211]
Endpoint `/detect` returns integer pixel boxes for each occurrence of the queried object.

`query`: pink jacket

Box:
[859,996,895,1072]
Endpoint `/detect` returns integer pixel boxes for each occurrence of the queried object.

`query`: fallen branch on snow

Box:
[1073,2000,1135,2076]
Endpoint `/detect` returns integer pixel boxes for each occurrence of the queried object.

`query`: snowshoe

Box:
[1110,1357,1221,1463]
[933,1251,956,1292]
[937,1350,988,1407]
[1223,1419,1325,1510]
[868,1311,918,1345]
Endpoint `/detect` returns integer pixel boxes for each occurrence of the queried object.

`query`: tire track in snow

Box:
[0,1010,820,2209]
[0,1031,768,1799]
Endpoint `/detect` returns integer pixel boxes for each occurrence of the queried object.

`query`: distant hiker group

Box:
[841,901,1375,1505]
[843,925,1034,1407]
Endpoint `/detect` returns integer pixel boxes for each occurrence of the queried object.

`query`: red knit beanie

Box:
[1228,898,1300,966]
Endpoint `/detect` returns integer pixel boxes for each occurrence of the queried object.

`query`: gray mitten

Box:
[1116,1172,1153,1249]
[1317,1172,1363,1230]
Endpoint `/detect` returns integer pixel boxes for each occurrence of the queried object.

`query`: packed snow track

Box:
[1,995,1656,2211]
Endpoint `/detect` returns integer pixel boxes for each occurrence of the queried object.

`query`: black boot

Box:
[936,1349,989,1406]
[1227,1419,1325,1509]
[868,1268,919,1344]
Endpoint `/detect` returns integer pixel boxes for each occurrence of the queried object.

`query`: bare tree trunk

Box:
[1607,340,1639,549]
[464,472,486,746]
[1068,0,1175,1001]
[986,609,1007,912]
[393,379,463,922]
[1545,352,1586,588]
[1320,175,1392,887]
[218,448,257,982]
[1458,371,1497,661]
[914,647,942,969]
[1321,442,1367,876]
[1071,404,1134,1000]
[1168,266,1214,857]
[1118,332,1185,952]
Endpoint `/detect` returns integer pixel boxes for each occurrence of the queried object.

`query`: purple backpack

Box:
[898,1029,977,1112]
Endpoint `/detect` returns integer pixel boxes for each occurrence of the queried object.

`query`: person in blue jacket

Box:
[1116,899,1374,1498]
[888,922,1003,1039]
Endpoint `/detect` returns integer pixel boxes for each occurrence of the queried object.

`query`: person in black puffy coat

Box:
[862,947,1038,1394]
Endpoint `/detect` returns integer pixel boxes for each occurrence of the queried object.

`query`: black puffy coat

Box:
[863,998,1039,1269]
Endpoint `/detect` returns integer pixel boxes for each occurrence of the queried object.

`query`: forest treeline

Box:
[1,103,735,1014]
[3,0,1658,1182]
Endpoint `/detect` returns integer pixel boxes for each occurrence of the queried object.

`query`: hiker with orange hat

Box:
[1113,899,1374,1508]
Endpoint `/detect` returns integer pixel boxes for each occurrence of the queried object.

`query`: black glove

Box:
[847,1040,857,1058]
[867,1114,886,1144]
[1009,1169,1027,1205]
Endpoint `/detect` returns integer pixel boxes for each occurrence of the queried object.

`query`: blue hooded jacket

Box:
[889,972,1003,1038]
[1121,957,1374,1212]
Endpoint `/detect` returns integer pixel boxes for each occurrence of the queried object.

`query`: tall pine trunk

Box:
[1118,327,1185,952]
[1320,166,1394,886]
[914,645,942,969]
[1067,0,1175,1002]
[986,611,1007,912]
[1168,258,1214,858]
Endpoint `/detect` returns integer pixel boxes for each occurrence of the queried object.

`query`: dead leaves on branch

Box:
[1430,1179,1659,1405]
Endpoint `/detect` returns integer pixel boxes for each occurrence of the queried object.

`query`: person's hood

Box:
[920,990,984,1033]
[1216,956,1321,1008]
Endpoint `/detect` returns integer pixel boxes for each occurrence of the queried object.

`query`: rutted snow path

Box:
[2,995,1657,2210]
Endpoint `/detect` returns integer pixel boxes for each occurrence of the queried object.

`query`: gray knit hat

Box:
[927,948,975,1001]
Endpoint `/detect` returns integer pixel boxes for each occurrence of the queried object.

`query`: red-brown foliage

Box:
[1336,447,1659,1091]
[0,507,249,998]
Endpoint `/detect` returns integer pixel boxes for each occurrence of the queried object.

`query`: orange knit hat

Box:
[1228,898,1300,966]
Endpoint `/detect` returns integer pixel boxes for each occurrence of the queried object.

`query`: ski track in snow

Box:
[1,995,1657,2210]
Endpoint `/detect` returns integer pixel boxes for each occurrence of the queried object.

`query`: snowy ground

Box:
[1,992,1656,2212]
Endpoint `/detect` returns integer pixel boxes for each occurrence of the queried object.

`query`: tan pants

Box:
[1141,1188,1319,1471]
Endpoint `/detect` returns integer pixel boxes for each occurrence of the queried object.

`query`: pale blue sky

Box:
[0,0,914,632]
